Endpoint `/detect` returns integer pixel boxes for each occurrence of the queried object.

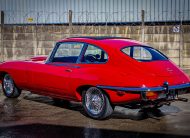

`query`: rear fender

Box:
[75,85,112,103]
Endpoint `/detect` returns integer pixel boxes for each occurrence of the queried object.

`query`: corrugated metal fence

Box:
[0,0,190,24]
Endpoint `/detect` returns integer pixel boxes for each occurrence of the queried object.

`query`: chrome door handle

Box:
[65,69,72,72]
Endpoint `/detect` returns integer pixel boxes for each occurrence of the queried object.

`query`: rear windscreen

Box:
[122,46,168,62]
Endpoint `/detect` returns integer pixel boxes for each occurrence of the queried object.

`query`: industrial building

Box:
[0,0,190,24]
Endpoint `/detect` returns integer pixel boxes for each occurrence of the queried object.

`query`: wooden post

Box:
[34,12,39,57]
[0,11,4,24]
[179,13,184,68]
[141,10,145,43]
[68,10,72,36]
[0,11,4,61]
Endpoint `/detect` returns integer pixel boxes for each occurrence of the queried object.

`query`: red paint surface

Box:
[0,38,189,104]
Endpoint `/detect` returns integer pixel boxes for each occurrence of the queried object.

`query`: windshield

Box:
[122,46,168,62]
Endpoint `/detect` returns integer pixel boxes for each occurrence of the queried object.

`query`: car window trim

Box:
[46,42,86,64]
[130,46,134,57]
[121,45,168,62]
[76,43,88,63]
[46,42,60,64]
[77,43,109,64]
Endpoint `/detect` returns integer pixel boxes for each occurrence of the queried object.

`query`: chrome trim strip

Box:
[46,63,80,68]
[97,86,165,92]
[169,83,190,90]
[97,83,190,92]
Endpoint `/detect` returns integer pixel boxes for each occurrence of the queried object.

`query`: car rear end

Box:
[97,41,190,109]
[135,82,190,108]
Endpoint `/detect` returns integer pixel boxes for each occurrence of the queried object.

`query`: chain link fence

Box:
[2,10,190,24]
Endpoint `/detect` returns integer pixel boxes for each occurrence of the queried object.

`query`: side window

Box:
[52,42,84,63]
[122,47,131,56]
[82,44,108,63]
[122,46,167,62]
[133,47,152,61]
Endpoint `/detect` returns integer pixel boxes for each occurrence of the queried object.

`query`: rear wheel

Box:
[2,74,21,98]
[82,87,113,119]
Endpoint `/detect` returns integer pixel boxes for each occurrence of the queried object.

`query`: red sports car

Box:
[0,36,190,119]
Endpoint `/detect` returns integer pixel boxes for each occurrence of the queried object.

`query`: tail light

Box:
[145,91,167,100]
[146,91,159,100]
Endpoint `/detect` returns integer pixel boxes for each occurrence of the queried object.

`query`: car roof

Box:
[58,36,147,50]
[67,36,130,40]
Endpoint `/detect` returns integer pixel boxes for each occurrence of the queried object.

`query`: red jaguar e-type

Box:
[0,36,190,119]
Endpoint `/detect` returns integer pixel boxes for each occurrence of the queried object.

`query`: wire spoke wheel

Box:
[85,89,104,115]
[2,74,21,98]
[82,87,114,119]
[3,74,14,95]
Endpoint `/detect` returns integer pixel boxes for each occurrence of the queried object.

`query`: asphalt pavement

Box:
[0,88,190,138]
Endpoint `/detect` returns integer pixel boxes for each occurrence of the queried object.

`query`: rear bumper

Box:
[97,82,190,101]
[97,83,190,93]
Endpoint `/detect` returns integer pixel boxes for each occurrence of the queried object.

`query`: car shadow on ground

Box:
[111,108,164,120]
[0,123,189,138]
[22,93,182,121]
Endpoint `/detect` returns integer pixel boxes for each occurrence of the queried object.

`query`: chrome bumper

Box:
[97,83,190,93]
[97,82,190,101]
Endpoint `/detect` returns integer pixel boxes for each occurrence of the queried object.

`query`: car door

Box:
[27,42,85,98]
[63,43,110,95]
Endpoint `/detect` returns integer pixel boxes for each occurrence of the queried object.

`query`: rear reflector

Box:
[146,91,158,100]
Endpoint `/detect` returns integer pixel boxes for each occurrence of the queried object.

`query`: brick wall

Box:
[0,25,190,74]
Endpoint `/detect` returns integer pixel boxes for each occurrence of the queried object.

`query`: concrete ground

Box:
[0,88,190,138]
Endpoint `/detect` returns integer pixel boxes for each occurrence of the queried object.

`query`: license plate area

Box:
[158,92,167,99]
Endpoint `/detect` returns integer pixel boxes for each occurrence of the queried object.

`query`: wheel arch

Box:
[75,85,112,103]
[0,71,8,81]
[76,85,93,101]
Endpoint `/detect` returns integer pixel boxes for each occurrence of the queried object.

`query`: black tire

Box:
[82,87,113,120]
[2,74,21,98]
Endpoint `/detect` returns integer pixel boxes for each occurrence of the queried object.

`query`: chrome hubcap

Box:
[3,75,14,95]
[85,89,104,115]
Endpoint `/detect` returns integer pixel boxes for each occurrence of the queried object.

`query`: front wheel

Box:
[82,87,113,120]
[2,74,21,98]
